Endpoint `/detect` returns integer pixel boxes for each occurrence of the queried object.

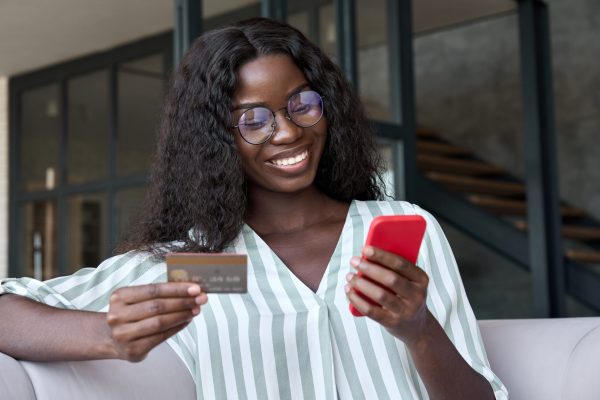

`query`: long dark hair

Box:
[119,17,386,257]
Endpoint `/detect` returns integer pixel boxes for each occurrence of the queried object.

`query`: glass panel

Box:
[66,193,107,273]
[67,70,109,184]
[412,1,516,34]
[378,140,396,199]
[440,222,534,319]
[287,11,309,37]
[414,12,531,315]
[20,201,57,279]
[414,12,523,177]
[203,0,261,30]
[357,0,391,121]
[117,55,165,176]
[20,85,60,192]
[566,295,598,317]
[287,1,336,61]
[115,186,147,244]
[550,1,600,233]
[319,4,336,60]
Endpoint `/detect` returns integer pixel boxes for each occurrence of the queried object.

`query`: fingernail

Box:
[363,246,374,257]
[187,285,201,296]
[192,307,200,315]
[344,284,351,293]
[346,272,353,282]
[350,256,360,267]
[195,295,204,304]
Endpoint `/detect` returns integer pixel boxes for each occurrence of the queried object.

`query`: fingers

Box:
[346,247,431,339]
[119,321,190,363]
[114,295,207,323]
[360,246,428,285]
[346,286,388,321]
[107,282,207,362]
[349,258,415,300]
[346,247,430,317]
[111,309,196,343]
[107,283,207,327]
[110,282,202,305]
[346,272,404,310]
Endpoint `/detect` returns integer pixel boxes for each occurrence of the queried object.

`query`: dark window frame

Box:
[9,33,173,277]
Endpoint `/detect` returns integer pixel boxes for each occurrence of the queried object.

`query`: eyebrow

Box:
[232,83,311,111]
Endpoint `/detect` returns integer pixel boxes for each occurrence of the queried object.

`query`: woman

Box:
[0,18,507,399]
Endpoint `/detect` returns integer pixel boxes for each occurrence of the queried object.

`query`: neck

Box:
[244,184,342,235]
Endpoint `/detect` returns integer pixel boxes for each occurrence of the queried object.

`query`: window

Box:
[10,34,171,277]
[356,0,391,121]
[287,0,336,60]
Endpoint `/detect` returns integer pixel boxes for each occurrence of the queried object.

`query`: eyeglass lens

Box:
[238,90,323,144]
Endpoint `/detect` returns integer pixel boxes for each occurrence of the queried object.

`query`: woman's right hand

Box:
[106,282,206,362]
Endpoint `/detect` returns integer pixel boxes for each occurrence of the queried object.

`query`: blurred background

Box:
[0,0,598,319]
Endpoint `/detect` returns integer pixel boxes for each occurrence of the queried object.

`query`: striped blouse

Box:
[1,200,508,399]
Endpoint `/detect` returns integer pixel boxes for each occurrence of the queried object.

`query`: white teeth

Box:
[272,150,308,166]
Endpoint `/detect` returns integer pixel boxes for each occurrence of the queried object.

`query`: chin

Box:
[268,175,318,194]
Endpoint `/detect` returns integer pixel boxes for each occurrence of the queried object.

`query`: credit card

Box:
[165,253,247,293]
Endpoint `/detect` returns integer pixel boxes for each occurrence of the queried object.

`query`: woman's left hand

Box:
[345,245,431,345]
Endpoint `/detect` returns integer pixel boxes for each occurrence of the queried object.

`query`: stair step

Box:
[417,141,472,156]
[426,172,526,197]
[417,127,438,139]
[566,249,600,264]
[558,226,600,241]
[514,220,600,241]
[466,195,587,218]
[418,154,505,176]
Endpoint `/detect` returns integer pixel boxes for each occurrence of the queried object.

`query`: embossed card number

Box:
[166,253,248,294]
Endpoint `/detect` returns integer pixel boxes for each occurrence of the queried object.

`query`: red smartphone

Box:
[349,215,427,317]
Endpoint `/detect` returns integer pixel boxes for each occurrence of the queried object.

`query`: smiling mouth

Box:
[268,150,309,167]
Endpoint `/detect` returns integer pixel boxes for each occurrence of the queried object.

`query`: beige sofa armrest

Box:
[0,351,36,399]
[479,317,600,400]
[1,342,195,400]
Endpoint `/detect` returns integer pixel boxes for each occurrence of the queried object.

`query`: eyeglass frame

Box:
[231,90,325,145]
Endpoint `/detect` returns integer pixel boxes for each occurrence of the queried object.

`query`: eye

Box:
[290,103,311,114]
[289,90,322,116]
[241,120,268,130]
[239,107,271,130]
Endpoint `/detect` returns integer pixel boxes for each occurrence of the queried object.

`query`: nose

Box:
[269,109,303,145]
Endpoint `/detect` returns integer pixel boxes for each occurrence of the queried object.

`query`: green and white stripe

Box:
[0,200,509,399]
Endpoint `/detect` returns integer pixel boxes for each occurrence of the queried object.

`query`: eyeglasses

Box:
[232,90,324,145]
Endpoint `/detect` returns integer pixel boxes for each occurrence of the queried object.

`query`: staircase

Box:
[414,127,600,311]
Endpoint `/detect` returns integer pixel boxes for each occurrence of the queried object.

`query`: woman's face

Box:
[231,54,328,195]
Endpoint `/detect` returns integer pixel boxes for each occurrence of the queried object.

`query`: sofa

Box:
[1,318,599,400]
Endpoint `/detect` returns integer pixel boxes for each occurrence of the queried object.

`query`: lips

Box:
[268,150,309,166]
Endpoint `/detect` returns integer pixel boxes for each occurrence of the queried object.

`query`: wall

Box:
[549,0,600,220]
[414,13,524,179]
[0,76,8,279]
[414,0,600,220]
[411,0,599,317]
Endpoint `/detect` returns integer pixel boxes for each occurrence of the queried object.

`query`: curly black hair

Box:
[119,17,386,257]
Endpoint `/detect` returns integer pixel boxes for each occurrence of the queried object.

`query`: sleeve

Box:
[0,251,166,312]
[412,204,509,400]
